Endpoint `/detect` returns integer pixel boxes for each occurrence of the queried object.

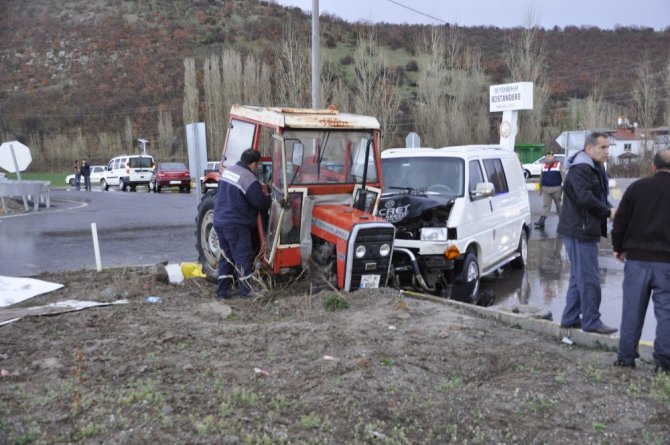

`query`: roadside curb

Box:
[401,290,654,362]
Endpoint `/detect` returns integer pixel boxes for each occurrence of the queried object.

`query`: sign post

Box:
[489,82,534,151]
[0,140,33,210]
[186,122,207,199]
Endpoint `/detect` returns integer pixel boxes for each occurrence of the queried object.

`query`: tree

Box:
[503,4,553,145]
[413,28,449,147]
[182,58,199,125]
[274,22,311,107]
[203,54,225,160]
[632,53,659,129]
[352,31,400,147]
[157,107,176,159]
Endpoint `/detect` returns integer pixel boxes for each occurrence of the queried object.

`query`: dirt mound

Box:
[1,267,668,444]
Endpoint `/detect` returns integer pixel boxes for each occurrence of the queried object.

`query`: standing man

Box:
[74,160,81,190]
[80,159,91,191]
[611,149,670,372]
[213,149,271,299]
[534,151,564,229]
[557,132,617,334]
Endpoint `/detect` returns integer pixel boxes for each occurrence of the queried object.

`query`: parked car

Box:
[101,154,155,192]
[151,161,191,193]
[65,165,105,186]
[380,145,531,304]
[521,154,565,179]
[200,161,221,190]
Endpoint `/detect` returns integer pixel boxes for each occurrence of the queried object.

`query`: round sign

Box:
[0,141,32,173]
[500,121,511,138]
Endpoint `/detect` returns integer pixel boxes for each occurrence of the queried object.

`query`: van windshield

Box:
[382,156,465,198]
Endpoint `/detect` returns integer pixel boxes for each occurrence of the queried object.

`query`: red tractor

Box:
[195,105,395,292]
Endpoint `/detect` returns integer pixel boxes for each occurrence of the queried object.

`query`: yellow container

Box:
[181,262,207,279]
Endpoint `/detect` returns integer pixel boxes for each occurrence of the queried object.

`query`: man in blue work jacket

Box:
[213,149,271,299]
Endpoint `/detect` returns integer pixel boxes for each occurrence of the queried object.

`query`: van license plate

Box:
[360,274,380,289]
[170,181,181,184]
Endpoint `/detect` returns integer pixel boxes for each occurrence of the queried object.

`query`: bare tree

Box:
[204,54,225,160]
[124,116,134,152]
[353,31,400,147]
[182,57,199,125]
[580,86,618,130]
[275,22,311,107]
[243,54,272,106]
[503,3,551,145]
[447,47,490,145]
[157,107,175,159]
[665,59,670,131]
[633,53,659,129]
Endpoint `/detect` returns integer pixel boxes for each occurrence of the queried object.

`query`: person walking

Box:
[557,131,617,334]
[534,151,564,229]
[73,160,81,191]
[611,149,670,372]
[213,149,271,299]
[80,159,91,191]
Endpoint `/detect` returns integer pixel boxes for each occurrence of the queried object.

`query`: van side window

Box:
[482,158,509,194]
[468,160,484,193]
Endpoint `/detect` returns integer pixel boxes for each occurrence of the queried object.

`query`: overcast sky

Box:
[276,0,669,30]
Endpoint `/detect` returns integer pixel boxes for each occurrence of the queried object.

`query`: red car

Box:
[151,162,192,193]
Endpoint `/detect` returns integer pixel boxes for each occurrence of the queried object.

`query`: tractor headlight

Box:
[355,245,367,258]
[379,243,391,257]
[420,227,447,241]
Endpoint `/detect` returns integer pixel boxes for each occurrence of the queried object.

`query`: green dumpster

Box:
[514,144,545,163]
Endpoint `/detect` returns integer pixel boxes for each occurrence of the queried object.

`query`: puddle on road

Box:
[483,236,656,342]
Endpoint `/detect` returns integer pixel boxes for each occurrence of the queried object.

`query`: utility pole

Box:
[311,0,320,109]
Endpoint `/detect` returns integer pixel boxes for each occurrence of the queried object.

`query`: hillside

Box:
[1,0,669,164]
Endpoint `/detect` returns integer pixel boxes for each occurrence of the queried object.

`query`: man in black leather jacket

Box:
[557,131,617,334]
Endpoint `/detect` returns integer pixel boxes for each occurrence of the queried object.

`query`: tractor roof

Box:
[229,105,380,130]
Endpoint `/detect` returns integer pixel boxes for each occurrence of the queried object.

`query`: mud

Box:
[1,266,669,444]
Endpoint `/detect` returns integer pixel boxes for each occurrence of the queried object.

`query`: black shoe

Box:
[585,325,617,335]
[654,365,670,375]
[560,320,581,329]
[613,359,635,368]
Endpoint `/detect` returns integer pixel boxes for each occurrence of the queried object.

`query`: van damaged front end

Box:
[379,191,458,297]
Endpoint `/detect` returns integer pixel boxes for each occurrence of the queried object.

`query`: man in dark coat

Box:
[80,159,91,191]
[612,149,670,372]
[557,131,617,334]
[213,149,271,299]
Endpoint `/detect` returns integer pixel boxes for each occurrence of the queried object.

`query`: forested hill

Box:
[1,0,668,144]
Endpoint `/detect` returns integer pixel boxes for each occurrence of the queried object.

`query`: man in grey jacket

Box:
[557,132,617,334]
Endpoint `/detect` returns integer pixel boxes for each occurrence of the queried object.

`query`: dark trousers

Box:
[561,236,606,331]
[214,225,256,297]
[617,260,670,369]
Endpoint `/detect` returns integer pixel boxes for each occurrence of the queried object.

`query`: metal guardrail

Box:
[0,179,51,212]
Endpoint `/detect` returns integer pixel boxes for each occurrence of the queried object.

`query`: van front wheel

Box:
[511,230,528,269]
[453,253,480,304]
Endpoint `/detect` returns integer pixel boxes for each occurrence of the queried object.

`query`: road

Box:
[0,178,655,341]
[0,186,199,276]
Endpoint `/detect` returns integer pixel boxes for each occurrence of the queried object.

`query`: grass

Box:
[4,171,69,185]
[323,294,349,311]
[651,372,670,402]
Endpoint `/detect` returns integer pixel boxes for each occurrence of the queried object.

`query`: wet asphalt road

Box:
[0,185,199,276]
[0,178,655,341]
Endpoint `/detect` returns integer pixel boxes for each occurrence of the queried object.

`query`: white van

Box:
[380,145,531,303]
[101,154,154,192]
